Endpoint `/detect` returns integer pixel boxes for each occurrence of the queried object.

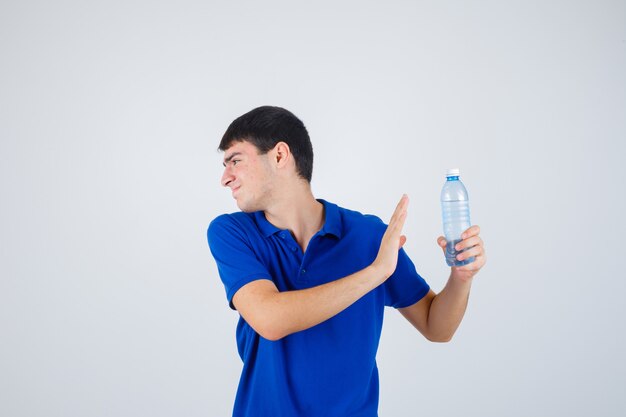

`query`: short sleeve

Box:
[383,248,430,308]
[207,214,272,310]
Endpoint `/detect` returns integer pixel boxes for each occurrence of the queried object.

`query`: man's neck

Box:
[263,185,325,253]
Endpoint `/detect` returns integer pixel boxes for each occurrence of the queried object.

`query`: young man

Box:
[207,106,486,417]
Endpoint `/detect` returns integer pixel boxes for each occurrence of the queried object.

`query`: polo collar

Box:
[317,199,342,238]
[253,199,343,239]
[254,210,281,237]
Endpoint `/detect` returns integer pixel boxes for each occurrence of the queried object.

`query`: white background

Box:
[1,1,625,416]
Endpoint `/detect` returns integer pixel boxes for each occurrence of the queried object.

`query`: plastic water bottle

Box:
[441,168,475,267]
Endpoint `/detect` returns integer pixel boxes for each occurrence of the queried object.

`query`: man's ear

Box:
[273,141,291,167]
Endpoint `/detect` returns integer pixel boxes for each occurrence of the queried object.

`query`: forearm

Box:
[426,273,473,342]
[250,265,385,341]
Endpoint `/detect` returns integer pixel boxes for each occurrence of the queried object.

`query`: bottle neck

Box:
[446,176,459,181]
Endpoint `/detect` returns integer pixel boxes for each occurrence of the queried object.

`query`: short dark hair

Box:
[219,106,314,182]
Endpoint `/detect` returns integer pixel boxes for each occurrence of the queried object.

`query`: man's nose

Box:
[221,168,234,187]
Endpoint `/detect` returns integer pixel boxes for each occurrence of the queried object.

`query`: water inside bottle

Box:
[445,239,475,267]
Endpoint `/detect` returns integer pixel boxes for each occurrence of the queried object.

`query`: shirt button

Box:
[301,269,306,274]
[291,246,296,251]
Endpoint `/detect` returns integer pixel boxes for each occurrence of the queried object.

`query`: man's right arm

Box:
[232,195,410,341]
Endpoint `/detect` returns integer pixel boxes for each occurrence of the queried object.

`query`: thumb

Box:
[437,236,447,254]
[398,235,407,249]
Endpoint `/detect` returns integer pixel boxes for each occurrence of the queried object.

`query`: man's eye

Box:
[232,160,240,166]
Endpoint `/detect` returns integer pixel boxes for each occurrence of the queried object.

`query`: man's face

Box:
[221,141,275,212]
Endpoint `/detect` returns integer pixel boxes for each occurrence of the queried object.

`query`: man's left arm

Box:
[398,225,486,342]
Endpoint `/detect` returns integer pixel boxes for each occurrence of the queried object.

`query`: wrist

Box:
[449,269,474,285]
[367,263,388,286]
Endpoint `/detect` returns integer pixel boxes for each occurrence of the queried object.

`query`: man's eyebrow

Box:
[222,152,242,166]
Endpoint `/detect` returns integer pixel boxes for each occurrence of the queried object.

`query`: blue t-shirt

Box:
[207,199,430,417]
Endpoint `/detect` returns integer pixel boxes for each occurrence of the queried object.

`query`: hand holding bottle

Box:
[437,225,486,282]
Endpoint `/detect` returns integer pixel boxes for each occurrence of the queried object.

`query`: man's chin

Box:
[236,200,256,213]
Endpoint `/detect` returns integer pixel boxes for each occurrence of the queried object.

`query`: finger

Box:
[455,263,479,273]
[390,208,408,236]
[457,255,485,272]
[399,193,409,208]
[391,197,408,227]
[388,196,408,232]
[398,235,407,248]
[436,236,446,255]
[461,225,480,239]
[381,213,406,250]
[455,236,483,251]
[456,246,483,261]
[390,193,409,217]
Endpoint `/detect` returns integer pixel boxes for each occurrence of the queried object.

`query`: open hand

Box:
[373,194,409,280]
